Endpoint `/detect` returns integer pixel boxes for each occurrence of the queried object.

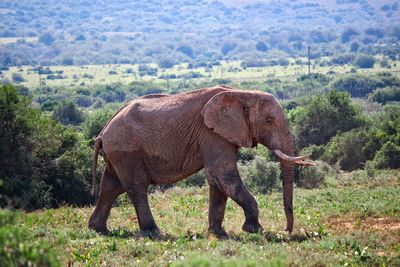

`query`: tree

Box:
[354,55,375,68]
[12,73,25,83]
[39,32,55,46]
[341,28,358,43]
[289,90,365,148]
[52,101,85,125]
[0,85,91,210]
[62,58,74,65]
[221,42,237,55]
[256,41,268,52]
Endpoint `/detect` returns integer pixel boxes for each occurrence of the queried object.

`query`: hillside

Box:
[0,0,399,66]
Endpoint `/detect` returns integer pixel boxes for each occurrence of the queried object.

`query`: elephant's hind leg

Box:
[89,168,124,234]
[125,185,160,237]
[208,184,228,238]
[112,153,160,237]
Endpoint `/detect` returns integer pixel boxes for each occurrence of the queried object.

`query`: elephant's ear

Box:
[201,91,252,147]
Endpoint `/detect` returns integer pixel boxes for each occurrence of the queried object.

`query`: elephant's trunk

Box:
[281,161,294,233]
[274,137,296,233]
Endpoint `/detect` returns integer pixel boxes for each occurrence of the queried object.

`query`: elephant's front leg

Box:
[204,152,263,234]
[208,184,228,238]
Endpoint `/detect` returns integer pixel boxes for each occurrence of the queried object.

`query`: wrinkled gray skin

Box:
[89,85,302,238]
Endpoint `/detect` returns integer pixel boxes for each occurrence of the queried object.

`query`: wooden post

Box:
[308,46,311,79]
[166,70,170,91]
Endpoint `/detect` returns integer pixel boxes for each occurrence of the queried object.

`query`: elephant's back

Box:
[100,87,229,154]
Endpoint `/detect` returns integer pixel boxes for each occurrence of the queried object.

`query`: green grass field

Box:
[1,170,399,266]
[3,58,400,89]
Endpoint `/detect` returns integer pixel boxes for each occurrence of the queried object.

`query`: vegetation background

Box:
[0,0,399,266]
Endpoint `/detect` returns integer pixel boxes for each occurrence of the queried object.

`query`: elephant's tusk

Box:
[273,149,312,162]
[295,160,316,166]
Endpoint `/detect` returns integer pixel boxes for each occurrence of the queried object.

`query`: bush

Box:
[0,211,58,266]
[289,90,365,148]
[354,55,375,69]
[12,73,25,83]
[0,84,93,210]
[372,142,400,169]
[322,129,378,171]
[239,156,281,194]
[256,41,269,52]
[180,170,206,187]
[331,74,394,97]
[300,145,325,160]
[52,101,85,125]
[368,87,400,104]
[295,161,333,189]
[82,108,116,141]
[38,32,55,45]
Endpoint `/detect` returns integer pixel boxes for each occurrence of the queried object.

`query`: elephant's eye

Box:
[265,117,274,125]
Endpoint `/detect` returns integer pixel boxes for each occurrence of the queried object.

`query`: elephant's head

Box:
[201,89,313,233]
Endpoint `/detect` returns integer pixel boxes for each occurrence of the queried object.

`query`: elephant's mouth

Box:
[273,150,315,166]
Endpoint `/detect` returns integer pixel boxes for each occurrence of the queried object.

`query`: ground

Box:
[1,170,399,266]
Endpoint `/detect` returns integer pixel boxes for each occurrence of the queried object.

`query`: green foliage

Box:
[354,55,375,69]
[322,104,400,171]
[331,73,400,97]
[82,108,116,141]
[181,170,206,187]
[289,90,365,148]
[11,73,24,83]
[38,32,55,46]
[300,145,325,160]
[372,141,400,169]
[322,129,378,171]
[295,161,334,189]
[0,84,92,210]
[52,101,85,125]
[368,86,400,104]
[0,210,59,267]
[239,156,281,194]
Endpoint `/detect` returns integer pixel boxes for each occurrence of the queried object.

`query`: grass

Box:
[1,169,399,266]
[2,57,400,89]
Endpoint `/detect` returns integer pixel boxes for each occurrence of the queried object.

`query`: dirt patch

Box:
[328,217,400,232]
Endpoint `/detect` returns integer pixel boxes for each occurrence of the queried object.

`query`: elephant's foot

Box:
[208,226,229,239]
[242,220,264,234]
[88,222,110,235]
[140,225,161,239]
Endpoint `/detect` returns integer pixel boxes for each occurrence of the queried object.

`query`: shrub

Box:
[331,74,392,97]
[38,32,55,45]
[0,211,59,266]
[237,147,257,163]
[62,57,74,65]
[82,108,116,141]
[368,87,400,104]
[52,101,85,125]
[322,129,378,171]
[0,84,92,210]
[289,90,365,148]
[239,156,281,194]
[256,41,269,52]
[354,55,375,69]
[12,73,25,83]
[300,145,325,160]
[372,141,400,169]
[180,170,206,187]
[295,161,333,189]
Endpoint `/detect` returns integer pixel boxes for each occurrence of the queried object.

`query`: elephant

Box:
[88,85,313,238]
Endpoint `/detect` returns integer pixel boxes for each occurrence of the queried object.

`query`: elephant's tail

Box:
[91,137,102,196]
